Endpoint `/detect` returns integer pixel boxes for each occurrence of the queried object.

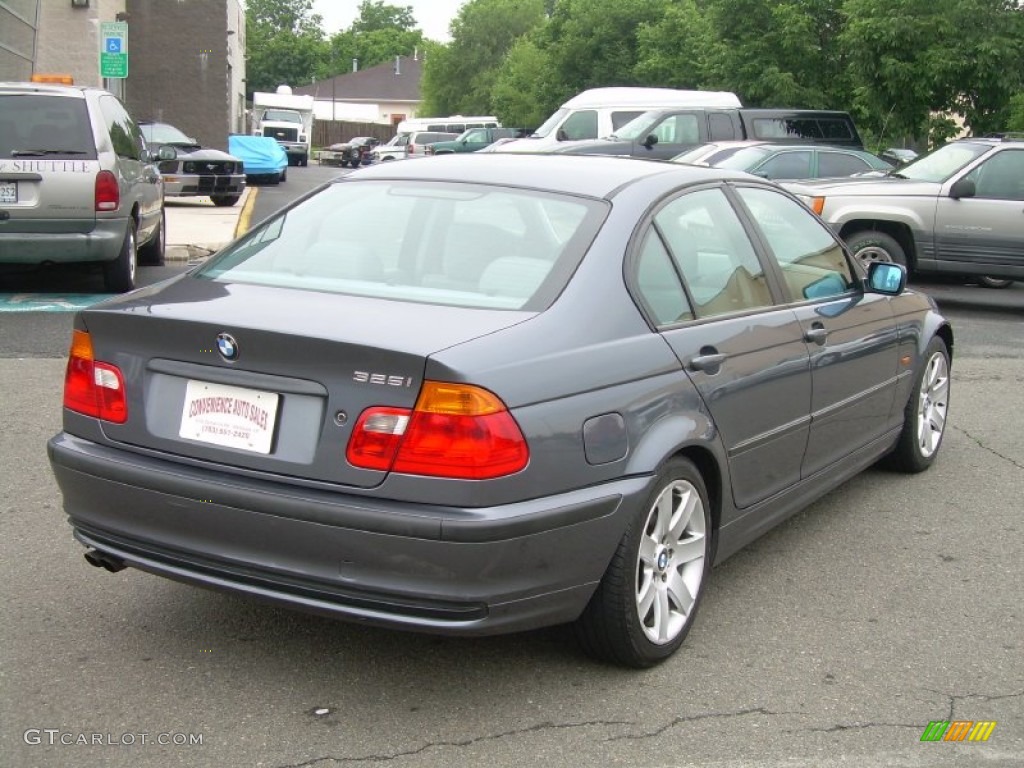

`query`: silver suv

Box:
[784,135,1023,286]
[0,82,168,291]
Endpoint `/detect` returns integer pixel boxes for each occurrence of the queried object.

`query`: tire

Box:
[883,336,950,473]
[978,276,1013,289]
[137,209,165,266]
[845,230,907,270]
[103,222,138,292]
[574,457,712,668]
[279,168,287,182]
[211,195,240,207]
[350,157,361,168]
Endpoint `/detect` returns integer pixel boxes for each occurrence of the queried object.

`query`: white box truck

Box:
[251,86,315,166]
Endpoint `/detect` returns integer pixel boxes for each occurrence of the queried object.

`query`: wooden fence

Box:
[312,120,396,148]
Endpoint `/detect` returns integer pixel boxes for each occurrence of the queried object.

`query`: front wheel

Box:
[845,230,907,270]
[211,195,240,207]
[978,276,1013,289]
[883,336,950,473]
[574,457,712,668]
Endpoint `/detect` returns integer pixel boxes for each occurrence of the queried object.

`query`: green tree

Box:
[350,0,417,33]
[420,0,545,116]
[245,0,327,96]
[490,36,560,128]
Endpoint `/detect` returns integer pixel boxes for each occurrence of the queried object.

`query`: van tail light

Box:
[63,330,127,423]
[95,170,120,212]
[346,381,529,479]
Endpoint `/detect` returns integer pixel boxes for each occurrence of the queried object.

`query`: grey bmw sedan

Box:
[48,154,952,667]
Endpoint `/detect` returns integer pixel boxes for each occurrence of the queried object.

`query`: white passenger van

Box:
[494,87,742,153]
[395,116,500,135]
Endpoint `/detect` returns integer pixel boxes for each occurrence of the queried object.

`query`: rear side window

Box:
[610,110,644,131]
[98,95,143,160]
[0,93,97,160]
[654,188,773,318]
[197,180,608,311]
[757,150,812,179]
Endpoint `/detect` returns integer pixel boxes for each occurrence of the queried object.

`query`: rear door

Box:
[98,94,162,237]
[633,184,812,510]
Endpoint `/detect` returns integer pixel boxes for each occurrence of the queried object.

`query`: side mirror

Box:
[642,134,659,149]
[867,261,906,295]
[949,177,976,199]
[556,129,569,142]
[157,145,177,161]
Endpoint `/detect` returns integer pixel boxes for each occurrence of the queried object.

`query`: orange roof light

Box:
[31,74,75,85]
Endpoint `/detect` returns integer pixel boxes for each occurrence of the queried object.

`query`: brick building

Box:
[123,0,247,150]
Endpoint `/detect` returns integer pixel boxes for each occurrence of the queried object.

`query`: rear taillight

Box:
[95,170,119,211]
[63,330,127,423]
[409,143,416,154]
[346,381,529,479]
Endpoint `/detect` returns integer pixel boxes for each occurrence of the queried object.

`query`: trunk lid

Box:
[79,277,532,488]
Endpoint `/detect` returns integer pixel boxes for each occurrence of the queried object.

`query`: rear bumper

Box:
[48,432,646,636]
[0,218,128,264]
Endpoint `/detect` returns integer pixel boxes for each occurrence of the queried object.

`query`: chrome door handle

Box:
[689,352,727,373]
[804,325,829,345]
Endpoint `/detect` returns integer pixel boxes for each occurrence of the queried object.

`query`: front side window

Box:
[965,149,1024,200]
[756,150,813,179]
[560,110,599,140]
[198,180,607,311]
[655,187,773,318]
[736,187,856,302]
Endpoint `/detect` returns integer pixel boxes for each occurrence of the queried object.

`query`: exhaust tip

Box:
[83,548,127,573]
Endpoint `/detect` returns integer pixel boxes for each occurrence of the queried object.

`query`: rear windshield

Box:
[0,94,97,160]
[197,180,608,311]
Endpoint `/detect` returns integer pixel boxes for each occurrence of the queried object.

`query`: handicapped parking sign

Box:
[99,21,128,78]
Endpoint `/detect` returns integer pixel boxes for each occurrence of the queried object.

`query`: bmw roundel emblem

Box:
[216,333,239,361]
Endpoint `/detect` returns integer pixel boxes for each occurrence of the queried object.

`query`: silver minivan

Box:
[0,82,167,291]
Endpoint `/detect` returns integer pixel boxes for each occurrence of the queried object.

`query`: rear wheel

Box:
[574,457,712,668]
[350,157,361,168]
[137,209,165,266]
[279,168,287,182]
[211,195,240,207]
[845,230,907,269]
[103,222,137,292]
[884,336,950,473]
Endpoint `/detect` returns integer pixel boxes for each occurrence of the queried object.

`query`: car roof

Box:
[347,153,750,199]
[0,82,94,97]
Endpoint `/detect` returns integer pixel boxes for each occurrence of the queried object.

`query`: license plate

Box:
[179,380,279,454]
[0,181,15,204]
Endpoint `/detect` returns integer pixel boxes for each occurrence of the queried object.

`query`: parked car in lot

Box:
[373,131,459,161]
[0,81,169,290]
[319,136,379,168]
[424,127,527,155]
[674,141,893,180]
[227,135,288,184]
[783,135,1023,286]
[48,154,952,668]
[140,121,245,207]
